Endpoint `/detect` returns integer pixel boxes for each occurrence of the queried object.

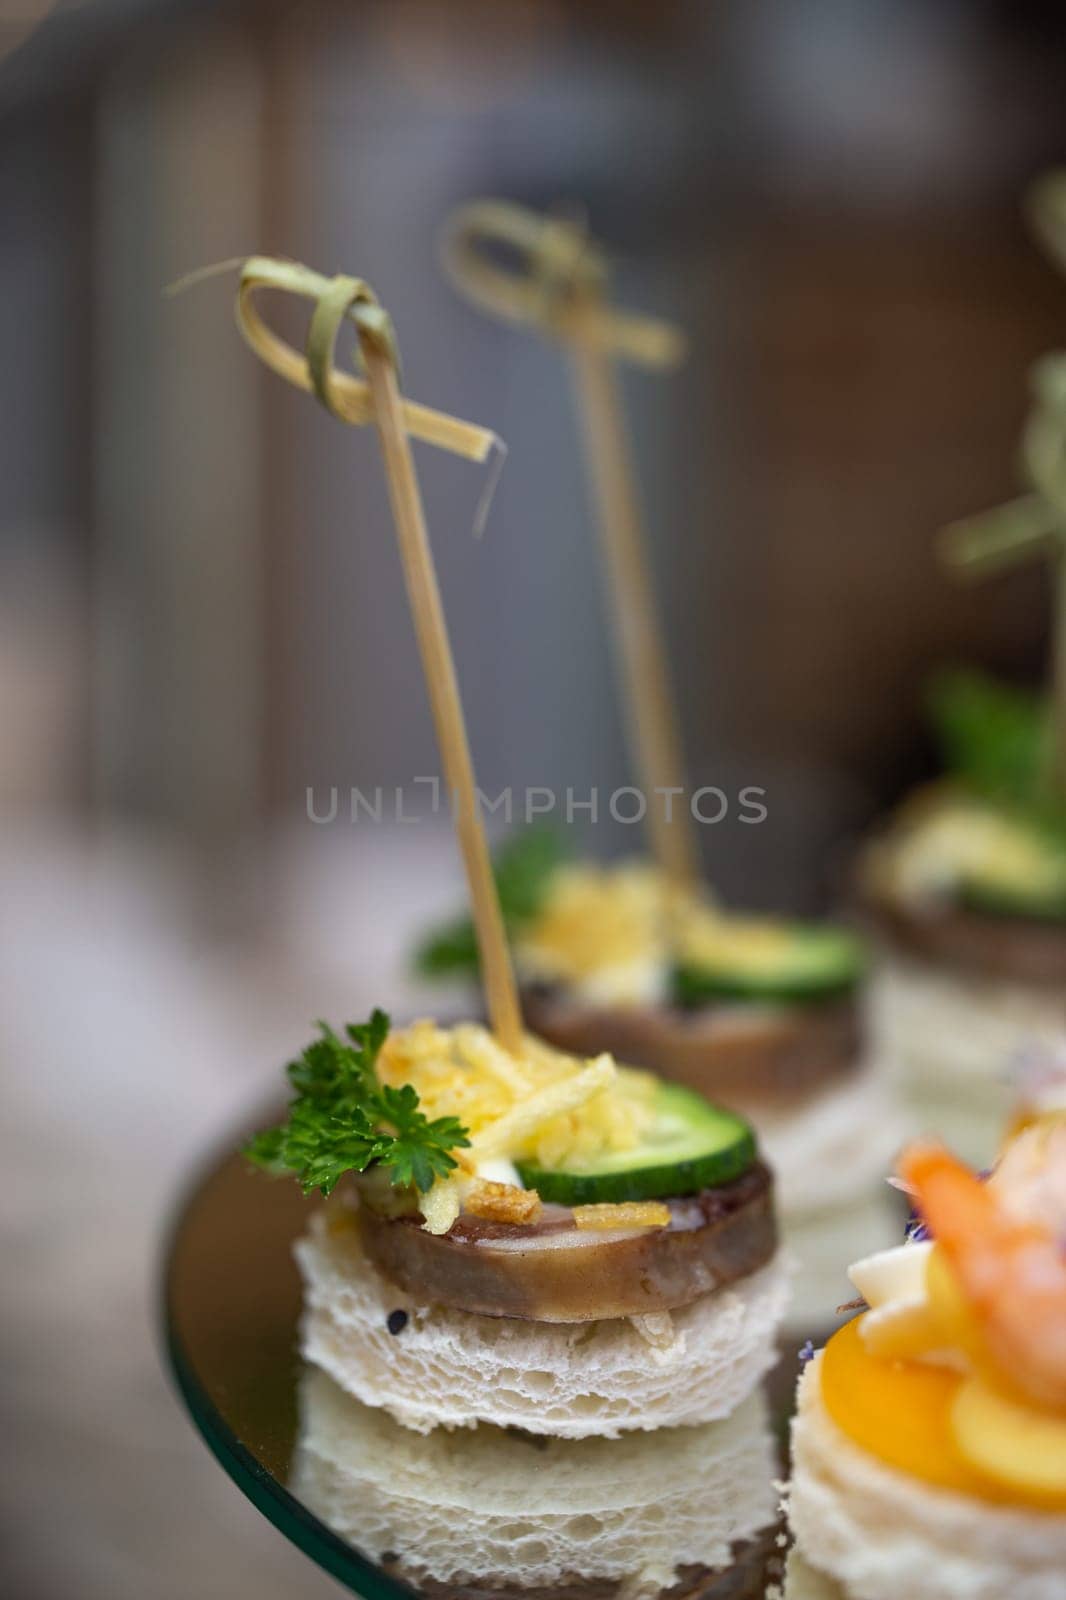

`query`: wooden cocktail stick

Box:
[568,311,698,886]
[355,336,524,1054]
[443,202,700,890]
[226,257,524,1053]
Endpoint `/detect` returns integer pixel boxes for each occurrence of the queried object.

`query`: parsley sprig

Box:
[244,1009,470,1196]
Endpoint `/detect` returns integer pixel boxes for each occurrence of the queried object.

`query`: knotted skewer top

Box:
[234,255,500,462]
[441,202,700,889]
[939,355,1066,579]
[940,170,1066,581]
[199,252,524,1051]
[442,200,686,368]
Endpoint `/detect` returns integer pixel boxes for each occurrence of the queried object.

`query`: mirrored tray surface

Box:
[163,1122,791,1600]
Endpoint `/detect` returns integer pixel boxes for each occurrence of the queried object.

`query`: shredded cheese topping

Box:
[464,1179,543,1225]
[514,861,688,1003]
[513,857,844,1004]
[511,858,780,1006]
[572,1201,671,1231]
[377,1020,659,1232]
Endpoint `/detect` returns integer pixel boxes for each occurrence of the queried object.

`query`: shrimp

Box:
[899,1139,1066,1411]
[990,1115,1066,1236]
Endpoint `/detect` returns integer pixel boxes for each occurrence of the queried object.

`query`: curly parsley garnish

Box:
[244,1009,470,1197]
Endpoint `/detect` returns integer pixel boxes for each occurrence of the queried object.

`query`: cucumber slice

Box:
[516,1083,756,1205]
[672,917,864,1008]
[960,877,1066,922]
[956,825,1066,923]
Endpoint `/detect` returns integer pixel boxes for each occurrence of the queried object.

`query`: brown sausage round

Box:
[858,884,1066,990]
[358,1162,777,1323]
[521,987,861,1115]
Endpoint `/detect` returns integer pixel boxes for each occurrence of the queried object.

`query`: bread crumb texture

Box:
[292,1365,777,1592]
[295,1210,788,1437]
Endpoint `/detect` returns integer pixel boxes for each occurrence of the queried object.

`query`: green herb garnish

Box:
[928,669,1065,838]
[244,1009,470,1196]
[929,670,1049,805]
[415,827,567,977]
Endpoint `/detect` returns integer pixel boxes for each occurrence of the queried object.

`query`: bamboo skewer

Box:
[568,311,700,886]
[356,336,524,1053]
[1054,550,1066,797]
[1027,174,1066,799]
[443,202,701,890]
[205,256,524,1054]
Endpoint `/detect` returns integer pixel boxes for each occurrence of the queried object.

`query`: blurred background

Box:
[2,1,1065,1596]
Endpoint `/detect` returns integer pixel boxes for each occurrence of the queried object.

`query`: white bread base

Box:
[292,1366,777,1595]
[296,1211,789,1437]
[758,1071,903,1218]
[782,1549,845,1600]
[759,1071,904,1329]
[869,955,1066,1165]
[790,1357,1066,1600]
[780,1192,900,1332]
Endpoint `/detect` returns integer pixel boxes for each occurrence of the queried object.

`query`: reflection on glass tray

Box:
[163,1130,787,1600]
[294,1366,777,1598]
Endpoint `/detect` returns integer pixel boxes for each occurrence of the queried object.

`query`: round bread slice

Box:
[292,1365,779,1597]
[789,1357,1066,1600]
[757,1071,903,1218]
[295,1210,789,1437]
[868,954,1066,1164]
[407,1540,776,1600]
[781,1548,845,1599]
[780,1191,900,1334]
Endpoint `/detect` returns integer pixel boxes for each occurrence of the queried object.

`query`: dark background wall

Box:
[2,0,1066,908]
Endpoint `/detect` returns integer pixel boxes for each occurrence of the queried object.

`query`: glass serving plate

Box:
[162,1120,791,1600]
[162,1124,411,1598]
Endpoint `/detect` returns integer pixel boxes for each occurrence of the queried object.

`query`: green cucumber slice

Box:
[673,921,864,1009]
[516,1083,756,1205]
[955,826,1066,923]
[959,875,1066,923]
